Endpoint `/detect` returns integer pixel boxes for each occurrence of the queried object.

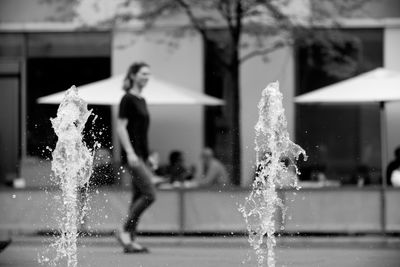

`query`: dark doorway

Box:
[203,34,231,169]
[27,57,111,158]
[204,39,225,150]
[0,64,20,182]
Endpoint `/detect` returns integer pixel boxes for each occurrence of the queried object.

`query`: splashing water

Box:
[239,82,307,267]
[39,86,94,267]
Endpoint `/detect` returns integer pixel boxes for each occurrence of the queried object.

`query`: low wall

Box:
[0,187,399,234]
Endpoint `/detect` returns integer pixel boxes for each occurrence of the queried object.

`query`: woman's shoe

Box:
[123,242,149,253]
[115,230,131,248]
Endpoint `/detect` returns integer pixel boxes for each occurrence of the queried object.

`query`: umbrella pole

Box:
[379,101,387,233]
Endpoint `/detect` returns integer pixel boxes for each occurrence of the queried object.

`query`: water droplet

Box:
[12,194,16,199]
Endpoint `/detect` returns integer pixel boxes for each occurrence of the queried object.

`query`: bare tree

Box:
[46,0,368,185]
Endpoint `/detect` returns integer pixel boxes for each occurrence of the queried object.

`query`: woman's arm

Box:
[117,118,139,167]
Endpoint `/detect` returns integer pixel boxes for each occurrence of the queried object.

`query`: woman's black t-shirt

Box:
[118,93,150,161]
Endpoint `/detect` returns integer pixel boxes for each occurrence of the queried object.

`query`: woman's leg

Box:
[124,160,156,236]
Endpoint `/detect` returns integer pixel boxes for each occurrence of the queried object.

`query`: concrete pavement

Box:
[1,235,399,267]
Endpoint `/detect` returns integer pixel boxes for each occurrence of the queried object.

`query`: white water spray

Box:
[240,82,306,267]
[40,86,94,267]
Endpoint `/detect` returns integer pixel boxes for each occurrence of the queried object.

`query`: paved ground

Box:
[0,235,399,267]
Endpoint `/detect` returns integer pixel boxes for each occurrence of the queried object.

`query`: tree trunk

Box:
[225,62,241,186]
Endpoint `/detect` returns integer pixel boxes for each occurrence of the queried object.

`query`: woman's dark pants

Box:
[123,160,156,238]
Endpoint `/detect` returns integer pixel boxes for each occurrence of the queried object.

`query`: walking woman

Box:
[116,62,156,253]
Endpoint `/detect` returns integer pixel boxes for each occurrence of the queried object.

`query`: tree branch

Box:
[135,2,176,20]
[240,41,286,63]
[263,1,294,30]
[174,0,208,37]
[234,0,242,44]
[172,0,232,69]
[216,0,235,37]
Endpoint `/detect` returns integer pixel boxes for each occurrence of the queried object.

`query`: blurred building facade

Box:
[0,0,400,186]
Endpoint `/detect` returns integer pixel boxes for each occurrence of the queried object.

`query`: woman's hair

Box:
[123,61,149,92]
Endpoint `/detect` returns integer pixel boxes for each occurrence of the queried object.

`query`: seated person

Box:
[194,148,229,187]
[387,146,400,186]
[157,150,194,183]
[350,165,371,187]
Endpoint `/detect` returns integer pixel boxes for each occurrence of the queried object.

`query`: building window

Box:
[25,32,111,158]
[295,28,383,185]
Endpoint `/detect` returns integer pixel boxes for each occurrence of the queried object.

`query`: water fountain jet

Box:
[39,86,94,267]
[240,81,307,267]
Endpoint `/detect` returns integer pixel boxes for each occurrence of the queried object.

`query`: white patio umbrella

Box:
[296,68,400,104]
[37,74,224,106]
[37,74,224,175]
[295,67,400,186]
